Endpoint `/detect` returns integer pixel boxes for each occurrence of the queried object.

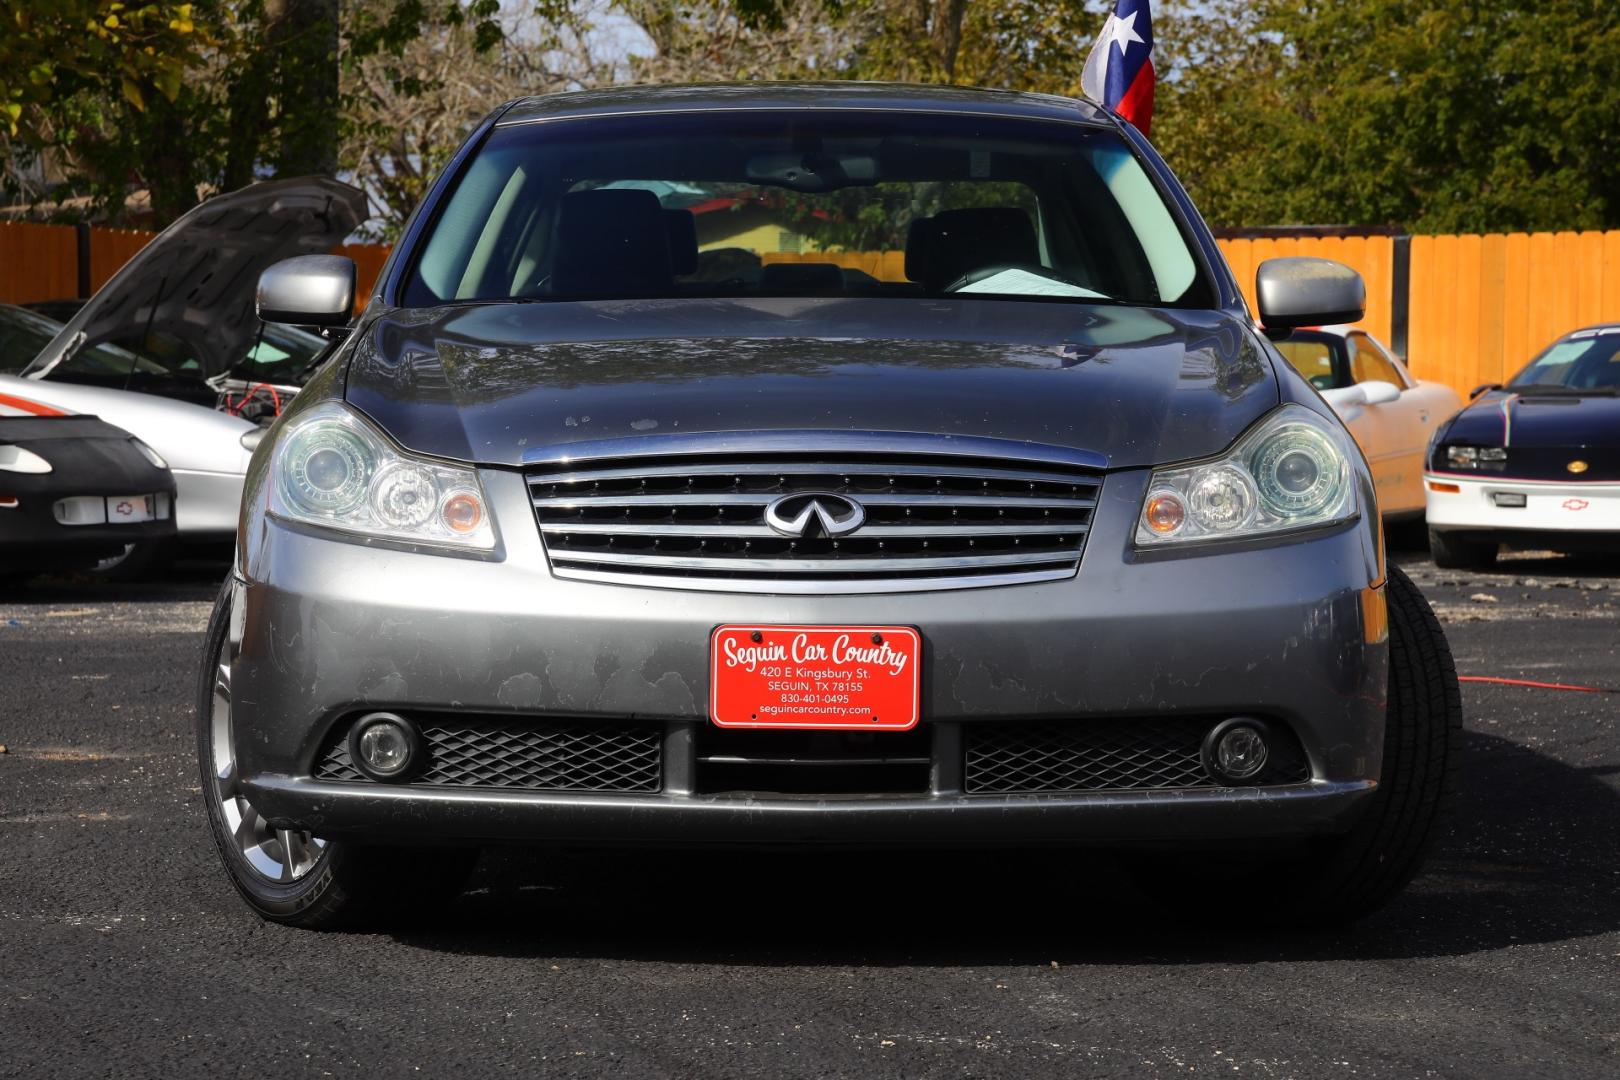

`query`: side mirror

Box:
[257,255,356,328]
[1359,379,1401,405]
[1256,257,1366,329]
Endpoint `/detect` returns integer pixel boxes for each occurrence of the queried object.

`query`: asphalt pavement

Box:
[2,544,1617,1079]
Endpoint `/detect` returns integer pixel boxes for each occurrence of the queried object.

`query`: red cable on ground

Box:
[1459,675,1620,695]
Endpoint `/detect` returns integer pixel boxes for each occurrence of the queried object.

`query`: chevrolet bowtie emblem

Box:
[764,492,866,538]
[1567,459,1589,474]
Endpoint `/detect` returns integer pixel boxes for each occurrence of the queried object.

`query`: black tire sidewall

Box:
[195,576,353,922]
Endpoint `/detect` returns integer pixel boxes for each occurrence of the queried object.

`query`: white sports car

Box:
[1273,326,1462,519]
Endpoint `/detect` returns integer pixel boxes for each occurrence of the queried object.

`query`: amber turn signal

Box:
[1143,490,1186,534]
[441,491,484,534]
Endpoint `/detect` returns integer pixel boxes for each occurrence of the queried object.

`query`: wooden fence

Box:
[7,220,1620,397]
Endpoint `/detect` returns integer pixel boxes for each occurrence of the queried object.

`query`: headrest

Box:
[904,207,1039,291]
[758,262,845,295]
[553,189,672,296]
[663,209,698,276]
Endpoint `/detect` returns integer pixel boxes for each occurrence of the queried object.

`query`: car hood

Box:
[0,373,253,476]
[26,177,367,381]
[344,298,1277,469]
[1443,388,1620,449]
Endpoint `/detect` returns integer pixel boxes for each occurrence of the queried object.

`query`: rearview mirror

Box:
[257,255,356,328]
[1359,379,1401,405]
[1256,257,1366,329]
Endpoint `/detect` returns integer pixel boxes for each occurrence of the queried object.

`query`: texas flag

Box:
[1081,0,1155,136]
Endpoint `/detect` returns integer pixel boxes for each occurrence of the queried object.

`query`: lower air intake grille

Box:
[314,715,662,793]
[964,718,1310,793]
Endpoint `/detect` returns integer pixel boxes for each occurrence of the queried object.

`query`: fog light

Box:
[1202,718,1270,784]
[347,712,421,782]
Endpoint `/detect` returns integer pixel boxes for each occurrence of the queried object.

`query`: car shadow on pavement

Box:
[0,552,229,604]
[392,728,1620,965]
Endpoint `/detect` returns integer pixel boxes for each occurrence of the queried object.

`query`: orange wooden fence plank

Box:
[1406,235,1431,374]
[0,222,79,306]
[1604,231,1620,323]
[1478,233,1507,385]
[1501,233,1531,376]
[1575,231,1605,327]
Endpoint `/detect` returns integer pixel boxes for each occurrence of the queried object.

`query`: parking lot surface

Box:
[2,549,1617,1079]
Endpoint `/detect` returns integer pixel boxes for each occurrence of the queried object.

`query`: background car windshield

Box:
[0,304,147,377]
[1274,331,1348,389]
[403,112,1206,307]
[1510,331,1620,391]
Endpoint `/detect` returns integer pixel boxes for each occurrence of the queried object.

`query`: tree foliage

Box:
[6,0,1618,236]
[1151,0,1620,231]
[0,1,203,139]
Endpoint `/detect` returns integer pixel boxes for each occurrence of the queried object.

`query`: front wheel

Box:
[1128,566,1462,925]
[197,578,477,928]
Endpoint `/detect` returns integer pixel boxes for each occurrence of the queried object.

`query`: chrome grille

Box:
[525,443,1102,592]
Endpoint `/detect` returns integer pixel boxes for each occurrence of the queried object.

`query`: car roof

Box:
[496,82,1113,129]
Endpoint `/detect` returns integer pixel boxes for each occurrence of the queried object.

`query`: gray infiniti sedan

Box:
[199,83,1460,929]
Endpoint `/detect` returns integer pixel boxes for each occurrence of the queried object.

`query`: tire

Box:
[91,538,175,581]
[1129,566,1462,925]
[197,577,477,928]
[1428,528,1496,570]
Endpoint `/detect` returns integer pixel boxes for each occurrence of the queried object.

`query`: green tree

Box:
[1151,0,1620,231]
[1,0,514,227]
[0,1,202,140]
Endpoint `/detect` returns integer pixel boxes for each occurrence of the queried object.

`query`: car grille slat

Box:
[539,522,1085,538]
[543,461,1100,486]
[526,446,1101,592]
[541,493,1094,509]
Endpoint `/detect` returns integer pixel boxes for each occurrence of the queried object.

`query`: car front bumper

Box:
[232,468,1389,847]
[1425,472,1620,536]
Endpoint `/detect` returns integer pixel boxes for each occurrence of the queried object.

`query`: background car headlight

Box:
[130,439,168,470]
[1136,405,1357,545]
[0,445,52,474]
[1445,445,1507,469]
[269,402,496,550]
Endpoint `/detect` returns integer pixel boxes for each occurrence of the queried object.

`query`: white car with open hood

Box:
[0,178,367,572]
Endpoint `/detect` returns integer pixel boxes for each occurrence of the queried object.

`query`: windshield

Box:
[1510,329,1620,392]
[402,111,1207,308]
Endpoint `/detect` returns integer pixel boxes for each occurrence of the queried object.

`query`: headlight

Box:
[0,445,52,474]
[130,439,168,470]
[269,402,495,550]
[1445,445,1506,470]
[1136,405,1357,546]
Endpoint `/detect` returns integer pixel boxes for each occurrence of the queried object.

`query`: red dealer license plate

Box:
[709,625,921,730]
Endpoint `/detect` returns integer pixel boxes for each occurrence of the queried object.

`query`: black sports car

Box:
[0,394,177,575]
[1424,323,1620,567]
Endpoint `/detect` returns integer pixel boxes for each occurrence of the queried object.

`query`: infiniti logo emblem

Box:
[764,492,866,538]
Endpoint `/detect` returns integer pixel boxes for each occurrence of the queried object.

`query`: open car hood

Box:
[26,177,367,382]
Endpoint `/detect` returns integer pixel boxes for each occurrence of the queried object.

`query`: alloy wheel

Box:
[209,639,325,882]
